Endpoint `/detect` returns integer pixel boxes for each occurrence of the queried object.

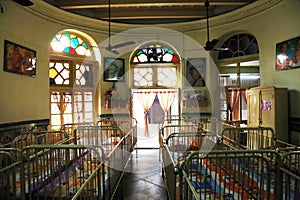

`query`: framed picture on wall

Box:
[103,58,125,82]
[185,58,206,87]
[276,36,300,70]
[3,40,36,77]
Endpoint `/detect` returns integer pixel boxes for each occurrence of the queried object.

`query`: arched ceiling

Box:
[41,0,256,24]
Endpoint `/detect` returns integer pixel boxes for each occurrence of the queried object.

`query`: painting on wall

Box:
[276,36,300,70]
[3,40,36,77]
[185,58,206,87]
[103,58,125,82]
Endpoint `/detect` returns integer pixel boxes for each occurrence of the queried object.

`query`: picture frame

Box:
[185,58,206,87]
[103,58,125,82]
[276,36,300,70]
[3,40,36,77]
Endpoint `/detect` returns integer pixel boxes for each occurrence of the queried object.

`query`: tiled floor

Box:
[113,149,168,200]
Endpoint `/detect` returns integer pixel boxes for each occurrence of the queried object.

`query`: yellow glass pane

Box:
[49,68,58,78]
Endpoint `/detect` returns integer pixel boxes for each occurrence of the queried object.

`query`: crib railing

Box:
[181,150,280,200]
[2,130,69,150]
[221,126,276,150]
[74,124,137,199]
[180,149,300,200]
[162,131,219,200]
[0,145,105,200]
[60,122,94,139]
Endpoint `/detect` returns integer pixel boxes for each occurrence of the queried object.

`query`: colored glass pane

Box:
[49,68,58,79]
[137,50,143,56]
[132,44,178,63]
[70,38,79,48]
[63,47,70,53]
[50,32,91,56]
[69,48,76,54]
[82,42,88,48]
[172,55,179,62]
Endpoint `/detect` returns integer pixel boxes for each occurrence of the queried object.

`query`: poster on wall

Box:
[276,36,300,70]
[3,40,36,77]
[185,58,206,87]
[103,58,125,82]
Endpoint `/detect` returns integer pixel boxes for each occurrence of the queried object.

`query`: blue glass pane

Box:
[82,42,88,48]
[63,47,70,53]
[63,33,70,38]
[70,38,79,48]
[168,49,174,55]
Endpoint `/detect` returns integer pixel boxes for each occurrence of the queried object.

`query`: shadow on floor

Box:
[113,149,168,200]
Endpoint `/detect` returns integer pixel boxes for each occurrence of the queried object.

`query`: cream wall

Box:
[0,1,58,123]
[0,0,299,124]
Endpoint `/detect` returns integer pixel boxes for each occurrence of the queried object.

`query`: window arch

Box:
[217,33,260,122]
[50,33,91,56]
[131,43,180,88]
[218,33,259,60]
[132,44,179,63]
[49,31,97,129]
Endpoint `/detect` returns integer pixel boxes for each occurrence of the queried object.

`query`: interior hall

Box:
[0,0,299,199]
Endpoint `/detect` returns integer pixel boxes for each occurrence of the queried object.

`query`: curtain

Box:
[157,91,175,120]
[137,91,156,137]
[227,89,240,121]
[157,91,175,147]
[241,89,247,104]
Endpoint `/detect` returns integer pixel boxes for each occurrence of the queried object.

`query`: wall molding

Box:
[28,0,283,33]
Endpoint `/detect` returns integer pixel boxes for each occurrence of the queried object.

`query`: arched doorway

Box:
[130,43,181,148]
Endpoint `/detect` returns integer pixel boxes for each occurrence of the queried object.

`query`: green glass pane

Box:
[136,50,144,56]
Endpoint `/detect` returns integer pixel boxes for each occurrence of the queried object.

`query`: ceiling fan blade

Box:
[204,39,218,50]
[105,46,119,55]
[110,41,136,49]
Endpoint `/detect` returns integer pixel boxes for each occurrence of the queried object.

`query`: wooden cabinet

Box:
[247,86,288,142]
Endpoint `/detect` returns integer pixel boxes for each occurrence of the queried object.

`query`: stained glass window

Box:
[50,33,91,56]
[49,31,95,129]
[132,44,179,88]
[132,44,179,63]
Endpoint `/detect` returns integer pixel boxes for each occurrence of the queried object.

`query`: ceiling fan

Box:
[102,0,135,54]
[203,0,228,51]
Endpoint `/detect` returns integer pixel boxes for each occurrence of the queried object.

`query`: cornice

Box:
[28,0,282,33]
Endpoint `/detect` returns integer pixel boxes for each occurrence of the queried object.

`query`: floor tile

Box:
[113,149,168,200]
